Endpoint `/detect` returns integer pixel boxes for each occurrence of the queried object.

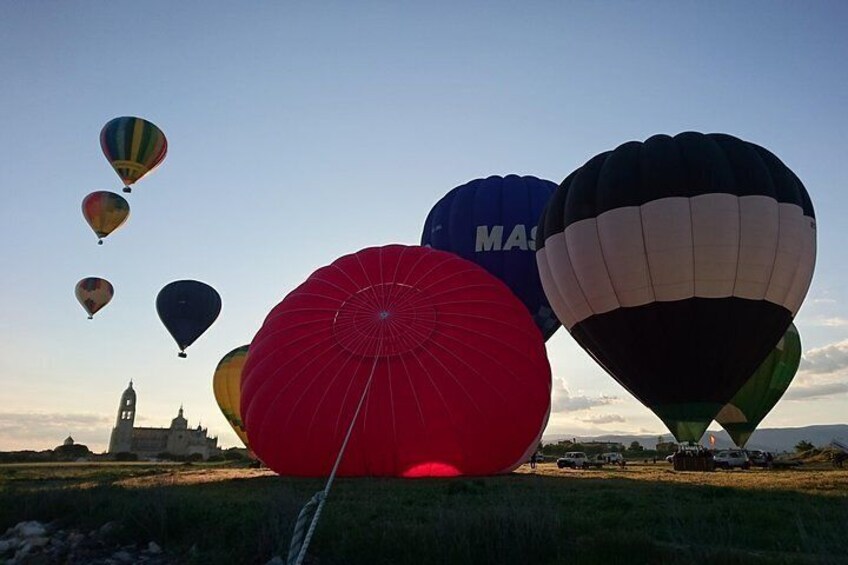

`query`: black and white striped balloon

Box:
[537,132,815,442]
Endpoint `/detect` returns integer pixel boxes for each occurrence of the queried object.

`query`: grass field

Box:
[2,461,847,564]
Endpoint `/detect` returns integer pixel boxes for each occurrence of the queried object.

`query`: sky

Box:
[1,2,846,452]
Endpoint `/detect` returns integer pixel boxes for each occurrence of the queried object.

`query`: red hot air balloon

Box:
[241,245,551,478]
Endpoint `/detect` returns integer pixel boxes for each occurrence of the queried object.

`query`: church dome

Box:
[170,406,188,429]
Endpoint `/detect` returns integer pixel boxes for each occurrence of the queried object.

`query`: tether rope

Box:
[287,337,383,565]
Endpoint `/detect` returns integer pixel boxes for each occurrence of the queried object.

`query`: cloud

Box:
[815,317,848,327]
[799,340,848,375]
[580,414,626,424]
[550,378,616,413]
[784,382,848,401]
[0,412,112,451]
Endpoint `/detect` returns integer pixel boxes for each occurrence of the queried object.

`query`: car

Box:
[713,450,750,470]
[746,450,774,467]
[602,452,626,466]
[556,452,603,469]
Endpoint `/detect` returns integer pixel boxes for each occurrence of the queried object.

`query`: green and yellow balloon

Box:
[100,116,168,193]
[716,323,802,447]
[213,345,250,449]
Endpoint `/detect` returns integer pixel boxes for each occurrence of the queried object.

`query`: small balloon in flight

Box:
[100,116,168,193]
[156,280,221,358]
[81,191,130,245]
[75,277,114,319]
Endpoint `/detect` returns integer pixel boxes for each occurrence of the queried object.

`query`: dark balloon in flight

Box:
[156,280,221,358]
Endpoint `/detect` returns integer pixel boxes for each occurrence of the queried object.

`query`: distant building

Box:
[54,434,91,460]
[108,381,220,460]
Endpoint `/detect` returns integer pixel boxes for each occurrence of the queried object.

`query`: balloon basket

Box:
[672,452,715,472]
[122,186,132,193]
[178,352,187,358]
[97,240,103,245]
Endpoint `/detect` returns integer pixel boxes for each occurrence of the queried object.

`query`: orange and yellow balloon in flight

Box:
[81,191,130,244]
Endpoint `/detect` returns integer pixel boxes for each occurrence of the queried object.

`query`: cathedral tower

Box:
[108,381,136,453]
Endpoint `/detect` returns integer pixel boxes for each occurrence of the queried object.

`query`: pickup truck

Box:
[556,452,604,469]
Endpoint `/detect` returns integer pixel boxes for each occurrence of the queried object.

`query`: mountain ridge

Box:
[543,424,848,453]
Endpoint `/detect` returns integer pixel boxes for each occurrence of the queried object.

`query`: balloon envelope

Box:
[156,280,221,357]
[75,277,114,319]
[100,116,167,191]
[422,175,560,340]
[242,245,551,478]
[717,323,802,447]
[81,191,130,244]
[213,345,251,448]
[537,132,816,442]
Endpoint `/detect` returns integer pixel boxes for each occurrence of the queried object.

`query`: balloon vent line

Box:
[287,340,383,565]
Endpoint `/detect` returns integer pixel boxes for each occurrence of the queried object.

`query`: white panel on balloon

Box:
[596,206,654,308]
[641,197,694,302]
[566,220,620,316]
[691,193,739,298]
[735,196,779,301]
[765,204,805,310]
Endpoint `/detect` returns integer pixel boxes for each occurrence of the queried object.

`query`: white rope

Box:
[288,344,382,565]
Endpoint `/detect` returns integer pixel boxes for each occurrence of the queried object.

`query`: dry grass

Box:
[516,461,848,496]
[1,461,847,564]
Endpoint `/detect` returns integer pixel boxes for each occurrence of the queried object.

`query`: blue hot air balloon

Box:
[421,175,560,340]
[156,280,222,358]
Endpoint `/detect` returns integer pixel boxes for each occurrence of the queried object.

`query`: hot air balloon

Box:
[81,191,130,244]
[717,323,802,448]
[537,132,816,442]
[100,116,168,193]
[156,280,221,358]
[75,277,114,319]
[241,245,551,478]
[213,345,251,448]
[421,175,560,340]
